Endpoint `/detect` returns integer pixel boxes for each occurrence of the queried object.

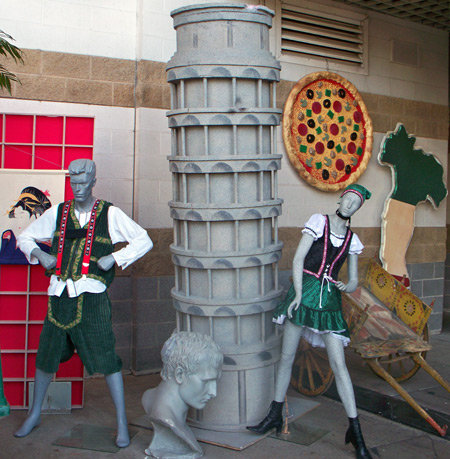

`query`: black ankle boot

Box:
[345,416,372,459]
[246,400,283,436]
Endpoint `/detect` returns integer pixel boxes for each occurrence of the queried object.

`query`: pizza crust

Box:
[283,71,373,192]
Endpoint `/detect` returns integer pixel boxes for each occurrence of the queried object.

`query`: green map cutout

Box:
[379,124,447,207]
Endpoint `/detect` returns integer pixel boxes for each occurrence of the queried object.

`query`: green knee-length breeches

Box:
[36,289,122,376]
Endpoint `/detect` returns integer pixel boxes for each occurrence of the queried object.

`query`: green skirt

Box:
[273,273,350,347]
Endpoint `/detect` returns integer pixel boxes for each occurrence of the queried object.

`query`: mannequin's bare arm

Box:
[287,233,314,318]
[335,253,358,292]
[31,248,56,270]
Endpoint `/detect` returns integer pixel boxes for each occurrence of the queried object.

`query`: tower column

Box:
[167,3,283,431]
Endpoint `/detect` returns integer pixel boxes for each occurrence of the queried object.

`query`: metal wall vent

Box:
[281,4,365,66]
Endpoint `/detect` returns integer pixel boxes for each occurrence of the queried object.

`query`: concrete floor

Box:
[1,314,449,458]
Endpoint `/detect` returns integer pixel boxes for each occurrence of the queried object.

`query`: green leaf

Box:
[0,30,24,94]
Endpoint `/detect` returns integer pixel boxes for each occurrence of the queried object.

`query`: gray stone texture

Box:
[108,276,133,301]
[410,280,423,298]
[444,253,450,312]
[423,278,444,298]
[167,3,283,431]
[434,261,445,278]
[407,261,444,333]
[133,347,163,374]
[409,262,435,280]
[135,276,158,301]
[109,275,175,374]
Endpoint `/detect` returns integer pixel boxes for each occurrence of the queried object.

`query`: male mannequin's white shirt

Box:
[18,204,152,298]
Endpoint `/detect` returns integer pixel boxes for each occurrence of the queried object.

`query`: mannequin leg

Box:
[274,321,304,402]
[247,321,303,434]
[322,333,372,458]
[321,333,357,417]
[105,371,130,448]
[14,369,53,437]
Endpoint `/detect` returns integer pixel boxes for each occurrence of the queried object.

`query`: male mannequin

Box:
[15,159,153,447]
[142,332,223,458]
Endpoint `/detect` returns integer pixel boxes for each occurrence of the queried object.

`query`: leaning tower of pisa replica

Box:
[166,3,283,431]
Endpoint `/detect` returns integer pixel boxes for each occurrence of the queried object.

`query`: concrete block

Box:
[133,347,162,373]
[66,79,113,105]
[279,270,293,292]
[444,295,450,310]
[445,279,450,294]
[132,250,174,276]
[91,7,136,35]
[410,262,435,280]
[158,276,174,299]
[430,296,443,313]
[135,299,175,325]
[113,83,134,107]
[410,280,423,298]
[422,278,444,297]
[13,74,66,102]
[43,1,90,29]
[7,48,41,75]
[434,261,445,278]
[42,52,90,79]
[137,60,166,84]
[116,347,131,371]
[390,78,415,100]
[111,300,133,325]
[427,312,443,334]
[113,323,131,348]
[135,323,159,349]
[91,56,135,83]
[109,276,133,301]
[135,277,158,300]
[156,321,176,347]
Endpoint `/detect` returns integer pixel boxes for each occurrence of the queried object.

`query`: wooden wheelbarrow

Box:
[290,258,450,436]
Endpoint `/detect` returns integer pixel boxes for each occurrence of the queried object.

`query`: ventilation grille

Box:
[281,5,365,66]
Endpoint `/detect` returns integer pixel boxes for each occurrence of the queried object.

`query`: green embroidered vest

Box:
[47,200,115,287]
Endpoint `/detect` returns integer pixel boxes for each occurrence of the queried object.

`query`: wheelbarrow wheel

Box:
[369,325,429,382]
[291,337,334,396]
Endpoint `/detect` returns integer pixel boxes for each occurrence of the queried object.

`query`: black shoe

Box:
[345,416,373,459]
[246,400,283,436]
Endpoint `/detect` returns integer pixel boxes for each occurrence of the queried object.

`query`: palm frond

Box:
[0,29,24,63]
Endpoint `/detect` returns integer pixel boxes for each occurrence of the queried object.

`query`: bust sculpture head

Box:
[160,331,223,410]
[142,331,223,459]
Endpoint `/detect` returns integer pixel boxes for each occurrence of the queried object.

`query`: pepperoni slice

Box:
[353,111,362,123]
[298,123,308,136]
[312,102,322,114]
[315,142,324,154]
[330,123,339,135]
[336,158,345,171]
[348,142,356,154]
[333,101,342,113]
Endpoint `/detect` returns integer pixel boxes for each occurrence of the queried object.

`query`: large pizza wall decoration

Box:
[283,72,373,191]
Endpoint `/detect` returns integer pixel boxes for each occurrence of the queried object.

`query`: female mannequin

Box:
[247,184,372,459]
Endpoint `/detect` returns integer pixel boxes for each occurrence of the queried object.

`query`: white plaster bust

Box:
[142,331,223,459]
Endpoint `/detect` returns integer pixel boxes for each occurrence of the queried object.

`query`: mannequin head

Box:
[337,184,371,218]
[161,332,223,410]
[68,159,97,206]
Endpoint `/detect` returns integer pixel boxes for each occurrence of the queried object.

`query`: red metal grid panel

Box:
[0,113,94,409]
